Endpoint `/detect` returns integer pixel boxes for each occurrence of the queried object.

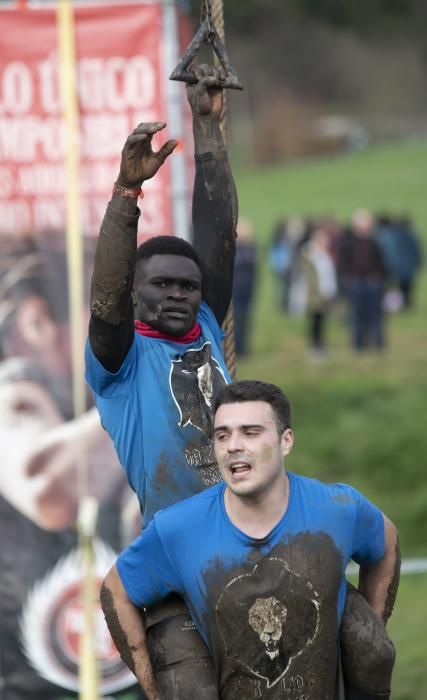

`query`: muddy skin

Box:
[100,582,138,676]
[383,537,401,624]
[136,303,162,324]
[89,197,139,373]
[90,197,138,327]
[192,153,237,324]
[202,532,343,699]
[340,583,395,696]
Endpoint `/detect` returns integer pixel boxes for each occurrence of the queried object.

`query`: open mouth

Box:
[229,462,251,476]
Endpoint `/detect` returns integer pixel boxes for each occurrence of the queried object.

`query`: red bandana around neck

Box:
[134,319,201,344]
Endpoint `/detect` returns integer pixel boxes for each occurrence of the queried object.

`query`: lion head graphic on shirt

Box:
[215,557,320,688]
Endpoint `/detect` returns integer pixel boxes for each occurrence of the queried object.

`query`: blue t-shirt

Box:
[117,473,385,699]
[85,302,230,525]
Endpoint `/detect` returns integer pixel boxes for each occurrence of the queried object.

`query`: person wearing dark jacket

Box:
[338,209,386,350]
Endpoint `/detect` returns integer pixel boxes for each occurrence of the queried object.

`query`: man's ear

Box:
[131,287,138,307]
[15,296,57,350]
[281,428,294,458]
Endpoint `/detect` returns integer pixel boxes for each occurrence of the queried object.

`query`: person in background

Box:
[232,217,258,356]
[394,215,423,309]
[338,209,386,351]
[301,226,337,357]
[287,217,314,317]
[269,218,293,311]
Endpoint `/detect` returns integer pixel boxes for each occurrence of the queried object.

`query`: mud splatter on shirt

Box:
[86,303,229,525]
[117,473,385,698]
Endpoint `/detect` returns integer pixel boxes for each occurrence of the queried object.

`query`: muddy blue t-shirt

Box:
[85,302,230,525]
[117,473,385,699]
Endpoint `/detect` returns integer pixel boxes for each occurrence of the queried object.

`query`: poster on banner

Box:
[0,233,146,699]
[0,2,193,240]
[0,2,194,698]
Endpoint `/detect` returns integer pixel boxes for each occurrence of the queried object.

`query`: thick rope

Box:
[211,0,237,380]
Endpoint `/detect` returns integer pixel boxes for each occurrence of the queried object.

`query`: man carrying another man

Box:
[86,64,237,697]
[101,380,399,699]
[86,65,398,698]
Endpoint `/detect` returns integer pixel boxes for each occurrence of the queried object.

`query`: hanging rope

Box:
[170,1,239,379]
[211,0,237,380]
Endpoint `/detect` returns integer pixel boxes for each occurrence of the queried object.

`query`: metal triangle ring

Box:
[170,16,243,91]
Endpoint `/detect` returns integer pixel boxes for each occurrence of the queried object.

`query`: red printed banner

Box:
[0,2,186,239]
[0,4,193,698]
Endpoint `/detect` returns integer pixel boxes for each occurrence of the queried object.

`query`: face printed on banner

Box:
[0,238,139,696]
[0,2,181,697]
[0,372,63,523]
[133,254,202,336]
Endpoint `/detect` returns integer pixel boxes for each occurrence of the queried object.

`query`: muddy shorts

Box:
[144,594,219,699]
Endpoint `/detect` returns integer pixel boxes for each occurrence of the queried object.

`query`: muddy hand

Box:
[186,64,224,120]
[117,122,177,188]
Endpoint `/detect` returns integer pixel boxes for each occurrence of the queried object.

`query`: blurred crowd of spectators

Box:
[268,210,423,355]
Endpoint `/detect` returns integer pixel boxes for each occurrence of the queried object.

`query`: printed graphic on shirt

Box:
[169,341,227,437]
[168,341,226,487]
[20,539,135,695]
[216,557,320,689]
[204,533,343,698]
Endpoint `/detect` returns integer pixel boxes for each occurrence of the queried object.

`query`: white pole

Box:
[162,0,192,242]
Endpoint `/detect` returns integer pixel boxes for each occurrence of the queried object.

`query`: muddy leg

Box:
[146,612,219,699]
[340,582,395,699]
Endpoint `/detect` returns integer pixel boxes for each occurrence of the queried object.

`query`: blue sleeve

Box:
[116,518,183,608]
[351,488,385,565]
[85,335,137,398]
[198,301,224,345]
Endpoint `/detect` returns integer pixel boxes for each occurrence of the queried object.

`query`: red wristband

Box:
[112,182,144,199]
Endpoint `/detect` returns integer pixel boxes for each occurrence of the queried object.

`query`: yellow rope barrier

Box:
[56,2,99,698]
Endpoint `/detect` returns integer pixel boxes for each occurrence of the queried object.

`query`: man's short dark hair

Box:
[214,380,292,434]
[136,235,200,269]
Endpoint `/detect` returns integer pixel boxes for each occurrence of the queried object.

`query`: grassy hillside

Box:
[234,139,427,240]
[232,140,427,699]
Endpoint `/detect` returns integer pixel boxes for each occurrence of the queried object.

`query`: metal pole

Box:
[162,0,192,242]
[56,2,99,697]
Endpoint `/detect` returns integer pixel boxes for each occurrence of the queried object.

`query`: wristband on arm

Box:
[112,182,144,200]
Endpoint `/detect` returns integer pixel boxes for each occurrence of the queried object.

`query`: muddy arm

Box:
[358,515,401,625]
[189,65,238,326]
[89,197,138,373]
[101,565,160,699]
[89,124,177,372]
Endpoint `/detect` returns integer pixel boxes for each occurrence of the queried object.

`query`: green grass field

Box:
[232,139,427,699]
